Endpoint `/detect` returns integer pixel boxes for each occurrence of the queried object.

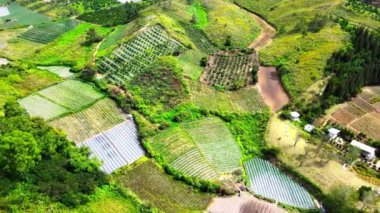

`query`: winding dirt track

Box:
[248,13,276,51]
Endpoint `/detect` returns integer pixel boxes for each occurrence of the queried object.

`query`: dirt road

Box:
[248,13,276,51]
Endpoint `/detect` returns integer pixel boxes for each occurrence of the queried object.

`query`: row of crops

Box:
[202,52,258,90]
[180,22,218,54]
[244,158,315,209]
[117,160,212,212]
[148,127,219,180]
[50,98,126,143]
[98,25,184,85]
[182,117,242,173]
[81,120,145,174]
[18,80,104,120]
[19,19,79,44]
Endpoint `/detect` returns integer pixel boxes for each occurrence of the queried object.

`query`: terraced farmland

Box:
[180,22,218,54]
[18,80,104,120]
[98,25,184,85]
[18,94,69,120]
[201,51,258,90]
[148,127,218,180]
[19,19,79,44]
[37,80,104,110]
[81,119,145,174]
[50,98,126,143]
[182,117,242,173]
[115,160,212,212]
[245,158,315,209]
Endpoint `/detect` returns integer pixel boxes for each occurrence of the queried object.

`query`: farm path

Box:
[247,12,276,51]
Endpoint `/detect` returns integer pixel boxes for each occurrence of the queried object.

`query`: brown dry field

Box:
[257,67,289,111]
[328,87,380,140]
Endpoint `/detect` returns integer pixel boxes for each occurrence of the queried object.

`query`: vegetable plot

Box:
[98,25,184,85]
[244,158,315,209]
[19,19,79,44]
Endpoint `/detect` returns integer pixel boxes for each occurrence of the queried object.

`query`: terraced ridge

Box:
[19,19,79,44]
[98,25,184,85]
[245,158,315,209]
[50,98,126,143]
[182,117,242,173]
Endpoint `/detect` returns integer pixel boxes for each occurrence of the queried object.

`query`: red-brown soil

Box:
[257,67,289,111]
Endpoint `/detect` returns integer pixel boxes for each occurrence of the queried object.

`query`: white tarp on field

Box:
[0,6,9,17]
[81,118,145,174]
[0,58,9,65]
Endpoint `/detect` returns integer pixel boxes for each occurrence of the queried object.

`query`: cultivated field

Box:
[190,81,267,113]
[98,25,184,85]
[19,19,79,44]
[81,120,145,174]
[148,127,219,180]
[115,159,212,212]
[267,116,374,192]
[245,158,315,209]
[0,2,51,29]
[37,66,73,78]
[182,117,242,173]
[201,51,258,90]
[180,22,218,54]
[18,80,104,120]
[50,98,126,143]
[19,94,70,120]
[329,86,380,140]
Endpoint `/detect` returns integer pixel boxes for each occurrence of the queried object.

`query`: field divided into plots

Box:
[98,25,184,85]
[329,86,380,140]
[18,80,104,120]
[149,127,218,180]
[201,51,258,90]
[37,66,73,78]
[115,160,212,212]
[190,81,267,113]
[50,98,126,143]
[81,120,145,174]
[245,158,315,209]
[182,117,242,173]
[19,19,79,44]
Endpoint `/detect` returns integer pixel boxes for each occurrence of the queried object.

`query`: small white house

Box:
[350,140,376,160]
[0,6,9,17]
[290,111,300,121]
[304,124,315,133]
[328,128,340,140]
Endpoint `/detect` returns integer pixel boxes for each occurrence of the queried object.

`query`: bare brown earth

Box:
[248,13,276,51]
[257,67,289,111]
[207,192,286,213]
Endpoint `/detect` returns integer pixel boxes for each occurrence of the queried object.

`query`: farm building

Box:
[304,124,315,133]
[350,140,376,160]
[290,111,300,121]
[328,128,340,140]
[0,58,9,65]
[0,6,9,17]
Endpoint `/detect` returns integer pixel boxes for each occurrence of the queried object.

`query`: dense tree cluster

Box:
[0,102,106,209]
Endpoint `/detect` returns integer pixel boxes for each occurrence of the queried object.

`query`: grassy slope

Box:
[28,22,112,70]
[188,0,208,29]
[204,0,261,48]
[234,0,349,98]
